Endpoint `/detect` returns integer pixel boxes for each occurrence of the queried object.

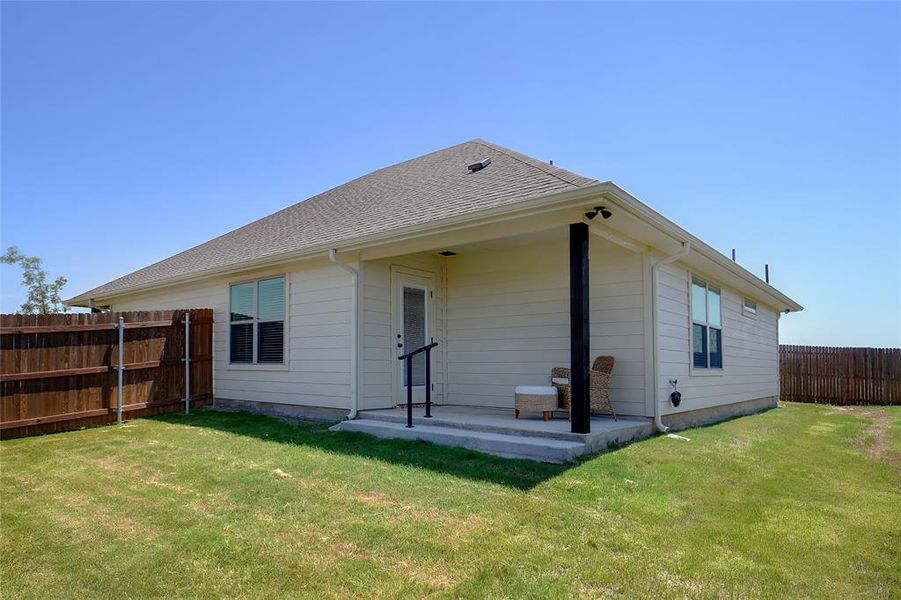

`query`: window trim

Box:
[689,273,723,374]
[226,273,289,370]
[742,297,758,318]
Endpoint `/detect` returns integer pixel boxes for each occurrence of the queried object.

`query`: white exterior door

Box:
[392,268,434,406]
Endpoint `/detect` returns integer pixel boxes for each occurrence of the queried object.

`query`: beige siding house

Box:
[69,139,801,456]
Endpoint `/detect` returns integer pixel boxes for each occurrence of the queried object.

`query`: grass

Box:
[1,402,898,599]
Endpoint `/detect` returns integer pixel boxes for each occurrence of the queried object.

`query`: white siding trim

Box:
[642,252,655,417]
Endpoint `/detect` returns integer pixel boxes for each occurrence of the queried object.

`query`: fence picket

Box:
[780,345,900,405]
[1,309,213,439]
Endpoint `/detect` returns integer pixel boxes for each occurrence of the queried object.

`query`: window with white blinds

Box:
[229,276,286,364]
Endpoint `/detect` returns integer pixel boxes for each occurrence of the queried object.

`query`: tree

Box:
[1,246,69,314]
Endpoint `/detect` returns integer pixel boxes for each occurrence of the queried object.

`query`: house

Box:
[67,139,802,461]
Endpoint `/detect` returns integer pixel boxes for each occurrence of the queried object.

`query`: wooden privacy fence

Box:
[1,309,213,439]
[780,345,901,405]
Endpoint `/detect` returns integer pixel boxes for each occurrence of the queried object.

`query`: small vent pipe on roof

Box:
[467,158,491,173]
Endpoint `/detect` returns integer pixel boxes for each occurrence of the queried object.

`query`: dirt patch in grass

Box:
[834,406,901,469]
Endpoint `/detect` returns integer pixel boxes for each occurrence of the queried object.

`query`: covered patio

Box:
[335,188,676,460]
[353,207,655,430]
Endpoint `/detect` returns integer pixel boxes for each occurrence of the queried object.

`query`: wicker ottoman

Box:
[514,385,558,421]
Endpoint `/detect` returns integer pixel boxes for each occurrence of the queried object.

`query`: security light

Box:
[585,206,612,220]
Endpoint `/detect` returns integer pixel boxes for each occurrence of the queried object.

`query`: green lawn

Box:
[1,403,898,598]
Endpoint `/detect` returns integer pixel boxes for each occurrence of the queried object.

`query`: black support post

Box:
[569,222,591,434]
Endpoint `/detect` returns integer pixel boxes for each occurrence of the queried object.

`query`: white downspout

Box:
[328,249,359,420]
[650,241,691,432]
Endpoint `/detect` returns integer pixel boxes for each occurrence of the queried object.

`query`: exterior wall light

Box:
[585,206,612,220]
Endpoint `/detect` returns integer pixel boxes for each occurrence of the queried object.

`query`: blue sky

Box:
[1,2,899,346]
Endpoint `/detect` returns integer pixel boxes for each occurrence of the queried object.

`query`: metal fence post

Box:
[116,315,124,424]
[184,311,191,415]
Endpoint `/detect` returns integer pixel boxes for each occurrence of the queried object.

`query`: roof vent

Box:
[467,158,491,173]
[438,250,457,257]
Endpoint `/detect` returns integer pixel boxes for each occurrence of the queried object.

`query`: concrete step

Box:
[357,408,654,446]
[358,410,587,442]
[330,419,587,463]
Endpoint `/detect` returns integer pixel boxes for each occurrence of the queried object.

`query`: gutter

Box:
[586,221,647,254]
[650,241,691,433]
[328,249,359,420]
[598,186,802,312]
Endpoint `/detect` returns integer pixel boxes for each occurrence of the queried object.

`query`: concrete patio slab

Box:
[330,405,655,462]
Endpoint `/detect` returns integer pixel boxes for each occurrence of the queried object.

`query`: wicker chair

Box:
[551,356,617,420]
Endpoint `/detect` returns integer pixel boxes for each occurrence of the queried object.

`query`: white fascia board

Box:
[69,180,802,313]
[597,183,803,312]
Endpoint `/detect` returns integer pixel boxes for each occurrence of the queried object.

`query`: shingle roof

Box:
[72,139,597,301]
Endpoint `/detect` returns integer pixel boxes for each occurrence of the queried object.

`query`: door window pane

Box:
[257,277,285,322]
[230,323,253,363]
[691,279,707,322]
[692,323,707,368]
[707,287,721,327]
[403,286,426,386]
[230,283,254,321]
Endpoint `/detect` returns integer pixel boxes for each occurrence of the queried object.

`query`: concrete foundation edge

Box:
[213,398,349,423]
[662,396,778,431]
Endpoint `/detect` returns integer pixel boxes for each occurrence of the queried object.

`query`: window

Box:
[230,276,286,364]
[691,276,722,369]
[743,297,758,316]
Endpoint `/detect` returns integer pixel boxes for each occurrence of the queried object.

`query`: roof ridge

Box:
[292,139,477,207]
[472,139,594,187]
[164,139,484,252]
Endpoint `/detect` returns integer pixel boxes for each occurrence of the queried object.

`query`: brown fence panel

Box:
[1,309,213,439]
[780,345,901,405]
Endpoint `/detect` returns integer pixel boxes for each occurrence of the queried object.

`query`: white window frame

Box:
[742,297,758,318]
[689,274,723,374]
[227,273,289,371]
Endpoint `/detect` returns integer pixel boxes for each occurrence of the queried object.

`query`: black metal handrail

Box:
[397,341,438,361]
[397,341,439,428]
